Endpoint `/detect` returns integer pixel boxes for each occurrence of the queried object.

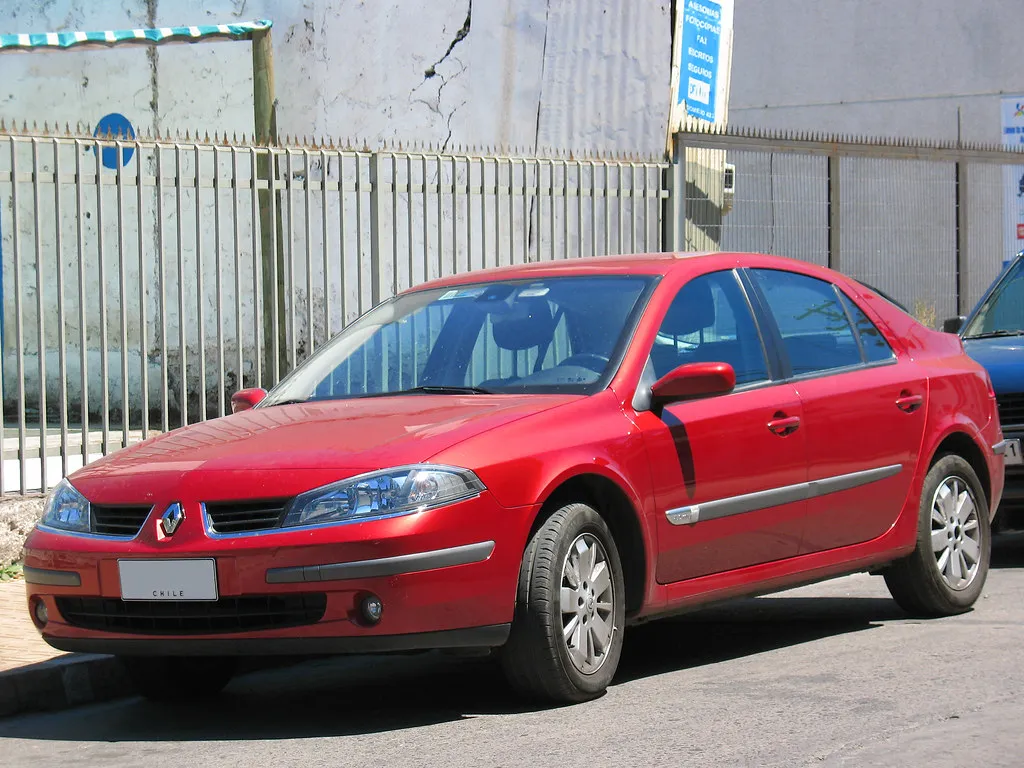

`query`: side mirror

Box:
[231,387,268,413]
[942,316,966,334]
[651,362,736,406]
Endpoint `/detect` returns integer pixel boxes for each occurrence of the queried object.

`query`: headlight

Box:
[282,465,485,528]
[39,478,91,533]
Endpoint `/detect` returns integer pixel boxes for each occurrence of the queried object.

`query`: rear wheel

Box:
[119,656,237,702]
[884,454,990,616]
[501,502,626,703]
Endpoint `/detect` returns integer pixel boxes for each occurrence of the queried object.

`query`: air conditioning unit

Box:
[723,161,735,215]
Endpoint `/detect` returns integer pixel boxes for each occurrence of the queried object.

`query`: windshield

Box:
[963,258,1024,339]
[262,275,656,404]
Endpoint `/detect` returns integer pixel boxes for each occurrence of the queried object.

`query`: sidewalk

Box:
[0,579,63,672]
[0,579,132,718]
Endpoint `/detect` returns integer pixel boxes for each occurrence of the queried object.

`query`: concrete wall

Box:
[1,0,674,420]
[725,0,1024,313]
[729,0,1023,144]
[4,0,1021,416]
[2,0,672,155]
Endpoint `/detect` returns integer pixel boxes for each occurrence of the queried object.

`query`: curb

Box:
[0,653,133,719]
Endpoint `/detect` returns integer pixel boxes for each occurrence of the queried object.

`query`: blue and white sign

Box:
[1001,96,1024,262]
[93,113,136,169]
[680,0,722,123]
[670,0,733,133]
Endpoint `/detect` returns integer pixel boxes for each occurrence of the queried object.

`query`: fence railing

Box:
[6,121,1024,495]
[0,125,668,493]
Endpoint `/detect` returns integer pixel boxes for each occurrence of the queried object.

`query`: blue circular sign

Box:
[93,113,135,169]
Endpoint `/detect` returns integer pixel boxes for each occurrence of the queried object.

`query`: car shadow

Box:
[614,595,903,684]
[991,531,1024,569]
[0,595,908,742]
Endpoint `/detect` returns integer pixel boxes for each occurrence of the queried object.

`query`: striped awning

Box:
[0,19,272,52]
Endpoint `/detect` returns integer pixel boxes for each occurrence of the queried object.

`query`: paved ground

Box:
[3,535,1024,766]
[0,581,63,672]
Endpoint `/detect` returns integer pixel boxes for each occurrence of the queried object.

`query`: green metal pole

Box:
[252,28,286,384]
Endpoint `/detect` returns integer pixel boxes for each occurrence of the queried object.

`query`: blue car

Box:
[948,252,1024,531]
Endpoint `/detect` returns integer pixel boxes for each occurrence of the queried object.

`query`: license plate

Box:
[1006,439,1023,466]
[118,559,218,601]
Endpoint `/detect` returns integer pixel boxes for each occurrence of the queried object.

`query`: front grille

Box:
[204,500,289,534]
[56,593,327,635]
[91,505,153,537]
[997,394,1024,428]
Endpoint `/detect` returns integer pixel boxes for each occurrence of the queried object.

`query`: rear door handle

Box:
[767,415,801,436]
[896,393,923,413]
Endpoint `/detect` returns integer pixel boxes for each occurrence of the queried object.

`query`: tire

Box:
[119,656,237,702]
[884,454,991,617]
[500,502,626,703]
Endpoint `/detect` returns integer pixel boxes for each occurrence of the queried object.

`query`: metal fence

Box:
[673,126,1024,324]
[0,124,668,493]
[7,120,1024,496]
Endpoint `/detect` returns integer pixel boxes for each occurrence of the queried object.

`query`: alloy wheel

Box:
[930,474,982,591]
[560,532,616,674]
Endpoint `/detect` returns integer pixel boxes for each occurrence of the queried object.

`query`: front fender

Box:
[427,390,660,602]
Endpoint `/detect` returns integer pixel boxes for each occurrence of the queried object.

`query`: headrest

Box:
[660,278,715,336]
[491,298,555,350]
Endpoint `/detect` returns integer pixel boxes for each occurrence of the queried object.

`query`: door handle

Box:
[896,392,923,413]
[767,414,801,436]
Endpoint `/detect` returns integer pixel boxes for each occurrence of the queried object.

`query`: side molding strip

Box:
[666,464,903,526]
[266,540,496,584]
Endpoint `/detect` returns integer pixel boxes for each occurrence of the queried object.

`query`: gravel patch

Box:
[0,496,44,567]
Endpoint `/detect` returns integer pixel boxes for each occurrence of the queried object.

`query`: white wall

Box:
[1,0,674,419]
[2,0,672,155]
[729,0,1023,144]
[725,0,1023,313]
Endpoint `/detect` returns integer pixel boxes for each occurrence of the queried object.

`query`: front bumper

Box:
[43,624,512,656]
[995,431,1024,530]
[23,491,535,654]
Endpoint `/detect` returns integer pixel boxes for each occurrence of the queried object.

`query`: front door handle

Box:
[896,392,923,413]
[767,414,801,436]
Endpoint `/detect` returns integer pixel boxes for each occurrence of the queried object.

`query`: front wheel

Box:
[500,502,626,703]
[119,655,237,702]
[884,454,991,616]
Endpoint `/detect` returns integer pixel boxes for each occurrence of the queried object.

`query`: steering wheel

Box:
[559,353,611,373]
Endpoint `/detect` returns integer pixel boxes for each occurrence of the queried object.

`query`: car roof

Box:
[407,251,847,293]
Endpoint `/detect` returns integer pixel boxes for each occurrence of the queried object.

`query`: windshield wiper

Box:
[359,385,495,398]
[263,398,309,407]
[963,329,1024,340]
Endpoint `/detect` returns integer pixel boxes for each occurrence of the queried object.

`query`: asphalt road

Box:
[4,536,1024,767]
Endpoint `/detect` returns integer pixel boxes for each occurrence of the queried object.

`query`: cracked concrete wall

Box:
[2,0,673,419]
[2,0,672,155]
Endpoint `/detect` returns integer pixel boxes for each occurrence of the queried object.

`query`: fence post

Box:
[662,133,684,252]
[252,28,287,384]
[827,154,841,271]
[369,152,384,306]
[955,160,969,315]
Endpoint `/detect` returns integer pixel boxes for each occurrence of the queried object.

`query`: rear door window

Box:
[750,269,862,376]
[837,290,895,363]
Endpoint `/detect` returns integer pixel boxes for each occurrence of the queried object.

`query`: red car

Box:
[24,252,1005,704]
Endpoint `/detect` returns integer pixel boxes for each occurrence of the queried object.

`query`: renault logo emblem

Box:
[160,503,185,536]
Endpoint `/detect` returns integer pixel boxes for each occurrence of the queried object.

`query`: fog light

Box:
[360,595,383,625]
[30,597,48,629]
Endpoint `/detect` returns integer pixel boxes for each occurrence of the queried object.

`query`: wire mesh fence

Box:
[681,127,1024,327]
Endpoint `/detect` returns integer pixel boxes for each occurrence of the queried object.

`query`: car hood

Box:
[962,337,1024,396]
[70,394,580,503]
